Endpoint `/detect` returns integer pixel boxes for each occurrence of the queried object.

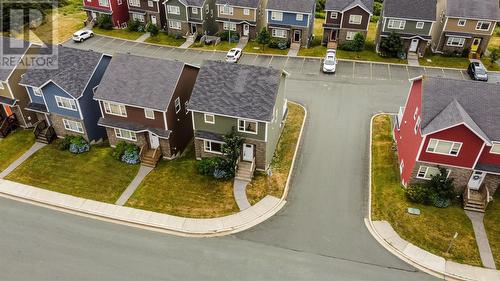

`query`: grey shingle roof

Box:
[420,76,500,142]
[446,0,499,21]
[0,37,31,82]
[188,60,283,122]
[267,0,316,14]
[94,54,187,111]
[325,0,373,13]
[185,0,204,6]
[383,0,436,21]
[215,0,260,8]
[20,46,103,99]
[98,117,171,138]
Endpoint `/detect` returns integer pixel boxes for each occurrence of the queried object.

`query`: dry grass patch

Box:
[246,103,305,205]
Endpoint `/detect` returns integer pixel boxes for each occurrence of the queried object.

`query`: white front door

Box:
[91,12,97,19]
[149,132,160,149]
[409,38,419,52]
[243,24,249,36]
[242,143,254,162]
[468,171,486,190]
[151,15,157,25]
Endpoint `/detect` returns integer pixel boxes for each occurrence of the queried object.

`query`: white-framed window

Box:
[243,8,250,16]
[490,143,500,155]
[0,83,4,90]
[132,13,145,22]
[204,114,215,124]
[413,107,418,120]
[220,5,233,15]
[223,21,236,31]
[204,140,224,154]
[414,116,421,134]
[457,19,466,26]
[129,0,139,7]
[399,160,404,174]
[98,0,109,6]
[168,20,182,30]
[272,29,287,38]
[387,19,405,29]
[417,166,450,180]
[271,11,283,21]
[147,0,153,7]
[349,15,362,25]
[114,128,137,141]
[103,101,127,117]
[446,37,465,47]
[174,97,181,114]
[426,138,462,156]
[476,21,491,31]
[416,22,424,29]
[167,5,180,15]
[330,12,338,19]
[192,7,198,14]
[55,96,77,111]
[63,119,84,133]
[33,87,43,97]
[346,31,356,40]
[144,108,155,119]
[238,119,258,134]
[205,4,209,13]
[296,14,303,21]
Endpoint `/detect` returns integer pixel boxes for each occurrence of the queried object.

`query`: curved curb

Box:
[365,113,500,281]
[0,102,307,238]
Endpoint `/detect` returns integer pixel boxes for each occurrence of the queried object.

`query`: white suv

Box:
[73,30,94,42]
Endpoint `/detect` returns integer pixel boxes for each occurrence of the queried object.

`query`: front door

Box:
[330,30,337,41]
[293,30,301,43]
[468,171,486,190]
[409,38,419,52]
[91,11,97,20]
[242,143,254,162]
[243,24,249,36]
[471,38,481,53]
[149,132,160,149]
[3,105,13,117]
[191,23,197,34]
[151,15,157,25]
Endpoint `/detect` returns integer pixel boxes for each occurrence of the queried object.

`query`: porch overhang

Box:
[25,102,47,113]
[0,96,16,106]
[83,6,113,15]
[444,32,473,39]
[474,163,500,174]
[322,23,340,29]
[381,32,432,41]
[98,117,171,139]
[194,130,224,142]
[129,8,147,15]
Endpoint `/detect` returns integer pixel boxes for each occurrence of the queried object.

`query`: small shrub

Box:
[379,32,403,58]
[426,167,455,202]
[58,135,73,151]
[315,12,326,19]
[268,38,288,49]
[197,157,221,176]
[146,23,159,36]
[127,19,144,32]
[339,33,365,52]
[257,27,271,48]
[68,136,90,154]
[113,141,128,160]
[96,14,113,30]
[213,168,230,180]
[309,36,322,47]
[461,48,470,58]
[433,197,451,208]
[370,15,380,23]
[122,145,140,165]
[405,184,433,205]
[490,49,499,64]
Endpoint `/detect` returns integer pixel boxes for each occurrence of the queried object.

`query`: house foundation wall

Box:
[49,114,90,141]
[105,128,173,158]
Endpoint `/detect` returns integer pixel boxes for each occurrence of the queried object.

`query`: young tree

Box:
[379,32,403,57]
[257,27,271,51]
[352,33,365,52]
[96,14,113,30]
[490,48,499,64]
[427,167,455,207]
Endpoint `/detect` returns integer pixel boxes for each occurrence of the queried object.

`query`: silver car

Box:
[322,49,337,73]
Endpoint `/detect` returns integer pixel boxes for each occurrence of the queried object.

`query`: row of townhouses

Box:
[0,37,287,175]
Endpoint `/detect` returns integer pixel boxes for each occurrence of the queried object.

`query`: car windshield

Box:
[324,60,335,66]
[476,68,486,75]
[227,54,234,58]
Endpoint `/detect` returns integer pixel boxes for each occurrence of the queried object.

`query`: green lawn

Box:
[190,40,238,52]
[484,191,500,268]
[243,41,289,55]
[246,103,305,205]
[145,32,185,46]
[337,49,406,64]
[419,54,470,69]
[481,57,500,71]
[371,115,481,266]
[125,146,238,218]
[93,27,144,41]
[0,129,35,172]
[6,141,139,203]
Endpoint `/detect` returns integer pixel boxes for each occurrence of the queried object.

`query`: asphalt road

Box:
[0,38,442,281]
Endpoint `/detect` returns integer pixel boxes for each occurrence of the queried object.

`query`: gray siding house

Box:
[20,46,111,143]
[375,0,436,57]
[163,0,217,35]
[188,60,288,175]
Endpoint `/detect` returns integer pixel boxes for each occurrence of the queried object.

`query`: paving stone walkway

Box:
[233,179,251,210]
[465,210,496,269]
[115,165,153,206]
[135,32,150,43]
[0,142,45,179]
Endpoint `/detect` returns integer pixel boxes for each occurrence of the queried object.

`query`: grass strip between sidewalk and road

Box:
[6,141,139,204]
[93,28,144,41]
[145,32,185,47]
[246,102,305,205]
[371,114,481,266]
[484,191,500,268]
[0,129,35,173]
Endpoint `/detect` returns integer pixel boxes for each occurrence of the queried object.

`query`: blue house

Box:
[20,46,111,143]
[266,0,316,47]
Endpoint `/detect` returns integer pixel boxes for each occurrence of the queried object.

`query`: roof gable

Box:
[383,0,436,21]
[215,0,259,8]
[267,0,316,14]
[325,0,373,13]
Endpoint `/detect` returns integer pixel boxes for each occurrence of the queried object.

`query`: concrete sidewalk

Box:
[0,179,285,236]
[115,165,153,206]
[370,220,500,281]
[466,211,496,269]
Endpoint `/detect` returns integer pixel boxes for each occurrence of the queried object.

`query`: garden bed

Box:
[371,114,481,266]
[6,140,139,203]
[0,129,35,172]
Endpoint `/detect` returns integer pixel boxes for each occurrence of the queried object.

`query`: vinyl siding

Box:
[193,112,266,141]
[383,18,432,36]
[265,75,286,167]
[26,86,45,105]
[42,82,81,119]
[188,6,203,21]
[164,0,188,21]
[445,18,495,35]
[217,5,256,22]
[0,81,11,99]
[267,11,310,27]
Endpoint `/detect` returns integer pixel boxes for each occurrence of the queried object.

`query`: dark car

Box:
[467,60,488,82]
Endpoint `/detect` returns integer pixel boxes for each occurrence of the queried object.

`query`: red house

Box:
[83,0,130,28]
[394,76,500,212]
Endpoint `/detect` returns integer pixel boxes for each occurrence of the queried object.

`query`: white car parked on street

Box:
[73,30,94,42]
[225,48,242,63]
[322,49,337,73]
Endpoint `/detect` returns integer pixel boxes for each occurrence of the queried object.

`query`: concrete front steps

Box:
[235,161,253,182]
[464,190,487,213]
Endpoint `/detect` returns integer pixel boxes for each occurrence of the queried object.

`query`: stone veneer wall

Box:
[49,114,90,141]
[105,128,173,158]
[338,29,368,45]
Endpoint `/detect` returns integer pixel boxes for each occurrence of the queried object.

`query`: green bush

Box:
[268,38,288,49]
[405,167,456,208]
[127,19,144,32]
[58,135,73,151]
[146,23,159,36]
[379,32,403,57]
[490,48,499,64]
[370,15,380,23]
[197,157,222,176]
[96,14,113,30]
[112,141,139,161]
[310,36,322,47]
[315,12,326,19]
[405,184,433,205]
[339,33,365,52]
[218,31,239,42]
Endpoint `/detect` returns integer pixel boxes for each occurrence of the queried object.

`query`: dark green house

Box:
[163,0,217,35]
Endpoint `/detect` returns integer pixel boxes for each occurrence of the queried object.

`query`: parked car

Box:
[467,60,488,82]
[73,30,94,42]
[322,49,337,73]
[225,48,242,63]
